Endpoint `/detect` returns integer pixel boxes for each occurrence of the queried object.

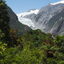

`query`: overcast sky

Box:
[6,0,60,13]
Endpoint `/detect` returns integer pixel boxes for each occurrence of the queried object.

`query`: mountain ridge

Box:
[17,0,64,35]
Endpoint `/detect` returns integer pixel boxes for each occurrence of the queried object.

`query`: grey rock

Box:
[23,4,64,35]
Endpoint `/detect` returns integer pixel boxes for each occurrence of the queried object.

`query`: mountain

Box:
[35,0,64,35]
[1,1,64,64]
[17,0,64,35]
[7,7,31,35]
[17,9,39,29]
[17,9,39,17]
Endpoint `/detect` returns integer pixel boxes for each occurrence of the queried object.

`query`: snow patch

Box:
[50,0,64,5]
[18,17,35,27]
[17,9,39,28]
[17,9,39,17]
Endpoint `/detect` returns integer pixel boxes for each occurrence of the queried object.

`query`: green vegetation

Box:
[0,0,64,64]
[0,29,64,64]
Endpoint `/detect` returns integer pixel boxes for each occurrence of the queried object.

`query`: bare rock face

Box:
[35,4,64,35]
[18,3,64,35]
[48,9,64,35]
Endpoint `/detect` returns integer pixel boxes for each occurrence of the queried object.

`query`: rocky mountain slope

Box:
[17,9,39,29]
[17,0,64,35]
[7,7,31,35]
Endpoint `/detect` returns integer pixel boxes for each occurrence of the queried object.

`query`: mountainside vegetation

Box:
[0,0,64,64]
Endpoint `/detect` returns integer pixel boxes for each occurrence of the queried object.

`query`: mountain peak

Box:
[17,9,39,17]
[50,0,64,5]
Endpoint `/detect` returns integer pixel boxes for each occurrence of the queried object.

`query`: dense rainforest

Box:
[0,0,64,64]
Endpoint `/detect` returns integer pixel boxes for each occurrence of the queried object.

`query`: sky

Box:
[6,0,60,14]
